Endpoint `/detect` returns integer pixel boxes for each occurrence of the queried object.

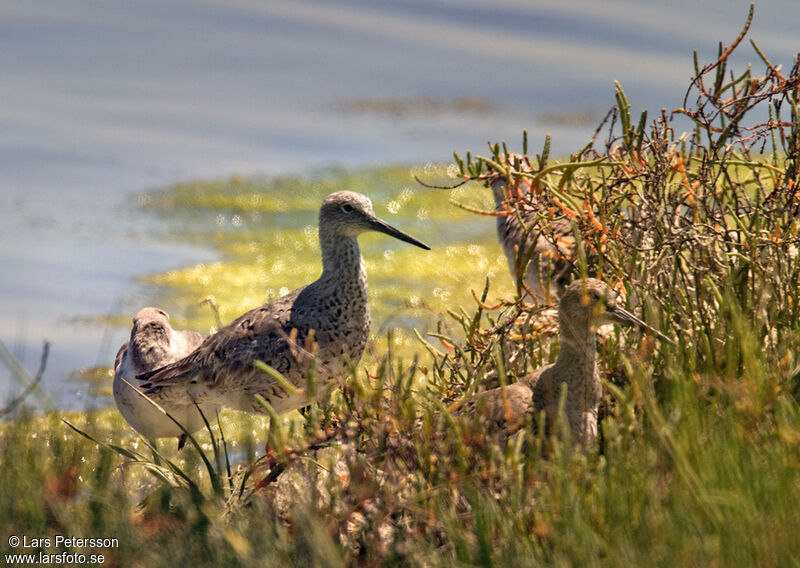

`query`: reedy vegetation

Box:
[3,13,800,566]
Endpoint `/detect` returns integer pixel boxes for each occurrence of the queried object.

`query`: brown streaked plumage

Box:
[453,278,662,445]
[490,155,578,303]
[492,180,575,302]
[138,191,430,416]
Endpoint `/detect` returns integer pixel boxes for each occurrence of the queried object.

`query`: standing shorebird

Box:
[138,191,429,416]
[114,307,218,446]
[490,156,578,303]
[453,278,664,445]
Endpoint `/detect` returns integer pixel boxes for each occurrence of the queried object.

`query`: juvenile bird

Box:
[114,307,217,447]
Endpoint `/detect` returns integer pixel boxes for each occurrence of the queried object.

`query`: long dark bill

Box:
[369,217,431,250]
[607,305,675,345]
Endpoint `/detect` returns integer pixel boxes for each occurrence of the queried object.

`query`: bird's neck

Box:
[554,318,598,378]
[548,314,604,445]
[319,233,367,288]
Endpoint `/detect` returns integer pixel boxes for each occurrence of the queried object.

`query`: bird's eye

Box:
[341,204,354,213]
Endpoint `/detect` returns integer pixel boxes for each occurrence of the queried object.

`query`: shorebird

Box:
[490,155,579,303]
[138,191,429,416]
[452,278,664,445]
[114,307,217,447]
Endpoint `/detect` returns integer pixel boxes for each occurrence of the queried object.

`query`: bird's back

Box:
[494,185,576,301]
[140,278,371,413]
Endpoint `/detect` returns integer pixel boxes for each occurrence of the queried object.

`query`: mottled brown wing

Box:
[137,290,303,389]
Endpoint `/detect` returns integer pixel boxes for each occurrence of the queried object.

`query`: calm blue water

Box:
[1,0,798,408]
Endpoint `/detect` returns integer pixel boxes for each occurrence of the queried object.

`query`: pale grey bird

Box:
[452,278,666,445]
[490,156,578,303]
[114,307,218,447]
[138,191,429,416]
